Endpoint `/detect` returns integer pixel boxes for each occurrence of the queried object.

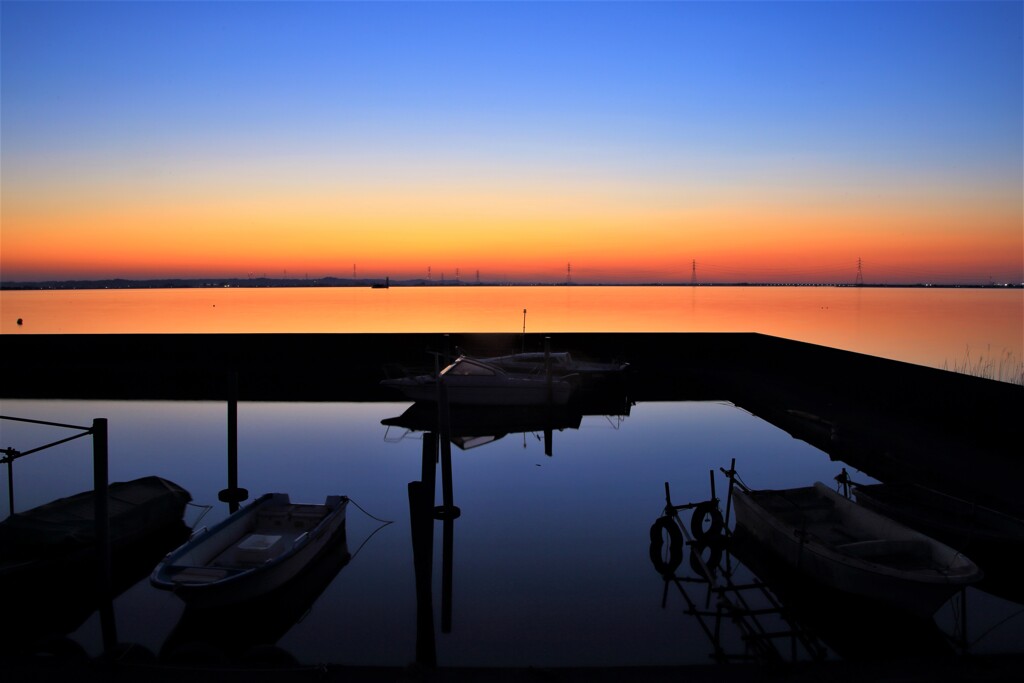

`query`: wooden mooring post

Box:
[92,418,118,657]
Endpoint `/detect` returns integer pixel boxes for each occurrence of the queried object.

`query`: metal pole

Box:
[544,336,552,405]
[438,381,457,515]
[408,481,437,668]
[522,309,527,353]
[219,372,247,511]
[441,516,454,634]
[92,418,118,656]
[227,376,239,512]
[6,457,13,517]
[422,432,438,497]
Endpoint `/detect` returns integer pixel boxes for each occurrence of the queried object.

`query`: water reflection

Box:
[382,395,632,457]
[1,520,189,657]
[1,398,1022,669]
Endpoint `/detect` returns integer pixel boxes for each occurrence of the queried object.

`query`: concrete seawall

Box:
[3,332,1022,514]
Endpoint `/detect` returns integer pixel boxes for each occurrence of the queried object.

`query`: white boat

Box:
[151,493,348,608]
[381,356,574,406]
[476,351,628,377]
[731,481,982,617]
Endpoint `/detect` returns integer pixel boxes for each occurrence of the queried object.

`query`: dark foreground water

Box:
[2,398,1022,667]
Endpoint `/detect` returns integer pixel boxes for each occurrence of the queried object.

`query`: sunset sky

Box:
[2,1,1021,284]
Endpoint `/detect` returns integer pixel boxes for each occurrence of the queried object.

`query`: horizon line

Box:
[3,277,1021,290]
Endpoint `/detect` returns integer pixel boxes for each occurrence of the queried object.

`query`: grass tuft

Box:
[943,345,1024,386]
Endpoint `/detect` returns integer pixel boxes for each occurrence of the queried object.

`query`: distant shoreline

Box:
[2,277,1020,291]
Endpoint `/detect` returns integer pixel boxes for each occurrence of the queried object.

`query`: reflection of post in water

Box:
[651,479,827,664]
[409,366,461,669]
[408,438,437,668]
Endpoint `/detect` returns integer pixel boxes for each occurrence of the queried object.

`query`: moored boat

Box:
[151,493,348,608]
[731,481,982,617]
[381,355,574,406]
[476,351,628,377]
[852,481,1024,554]
[0,475,192,579]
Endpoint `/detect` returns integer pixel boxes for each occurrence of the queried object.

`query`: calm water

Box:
[2,286,1022,378]
[1,398,1022,667]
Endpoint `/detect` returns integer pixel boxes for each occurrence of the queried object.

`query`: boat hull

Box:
[0,476,192,579]
[732,482,981,617]
[151,493,348,609]
[382,376,572,406]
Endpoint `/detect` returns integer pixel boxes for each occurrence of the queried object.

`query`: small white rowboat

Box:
[732,482,982,617]
[151,493,348,608]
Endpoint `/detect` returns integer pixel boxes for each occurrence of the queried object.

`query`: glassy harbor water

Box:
[2,397,1023,667]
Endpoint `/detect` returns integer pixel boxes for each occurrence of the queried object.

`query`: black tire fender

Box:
[690,501,724,540]
[649,516,684,575]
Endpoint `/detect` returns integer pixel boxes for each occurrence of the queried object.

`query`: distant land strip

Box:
[2,278,1020,290]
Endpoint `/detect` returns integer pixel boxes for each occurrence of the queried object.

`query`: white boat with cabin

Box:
[476,351,628,377]
[381,356,574,406]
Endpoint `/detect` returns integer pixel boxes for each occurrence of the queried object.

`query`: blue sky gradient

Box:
[2,1,1021,283]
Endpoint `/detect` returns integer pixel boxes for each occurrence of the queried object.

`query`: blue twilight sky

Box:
[2,1,1022,283]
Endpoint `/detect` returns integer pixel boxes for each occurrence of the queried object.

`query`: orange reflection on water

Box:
[2,286,1021,374]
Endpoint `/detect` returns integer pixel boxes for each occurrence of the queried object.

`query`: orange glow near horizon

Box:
[3,176,1021,283]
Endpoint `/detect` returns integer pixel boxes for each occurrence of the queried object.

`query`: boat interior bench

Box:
[206,504,330,569]
[255,504,329,531]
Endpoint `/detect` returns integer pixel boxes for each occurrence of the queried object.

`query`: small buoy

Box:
[17,318,23,325]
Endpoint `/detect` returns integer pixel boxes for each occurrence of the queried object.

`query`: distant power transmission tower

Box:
[455,267,460,283]
[567,262,572,283]
[476,269,480,284]
[428,266,432,281]
[855,258,864,286]
[353,264,357,279]
[691,259,697,285]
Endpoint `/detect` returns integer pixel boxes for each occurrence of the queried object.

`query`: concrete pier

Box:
[2,332,1022,514]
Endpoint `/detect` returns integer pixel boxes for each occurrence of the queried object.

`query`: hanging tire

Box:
[689,539,724,580]
[690,501,724,540]
[649,516,683,575]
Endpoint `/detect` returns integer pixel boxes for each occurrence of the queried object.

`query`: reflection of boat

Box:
[161,526,351,664]
[1,522,190,655]
[476,351,628,378]
[732,481,982,616]
[151,493,348,608]
[0,476,192,579]
[381,356,574,406]
[383,402,583,437]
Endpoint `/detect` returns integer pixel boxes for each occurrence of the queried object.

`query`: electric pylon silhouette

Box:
[855,258,864,286]
[691,259,697,285]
